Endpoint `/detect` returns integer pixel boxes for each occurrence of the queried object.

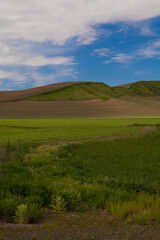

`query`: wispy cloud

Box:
[109,53,134,63]
[140,25,154,36]
[93,48,134,64]
[134,71,151,75]
[137,40,160,58]
[0,66,78,90]
[131,20,156,36]
[93,48,111,57]
[93,39,160,64]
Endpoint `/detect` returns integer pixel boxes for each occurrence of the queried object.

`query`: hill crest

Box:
[0,80,160,102]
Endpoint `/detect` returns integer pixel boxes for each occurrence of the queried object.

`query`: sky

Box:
[0,0,160,90]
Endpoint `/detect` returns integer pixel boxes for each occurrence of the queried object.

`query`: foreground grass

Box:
[0,126,160,224]
[0,117,160,145]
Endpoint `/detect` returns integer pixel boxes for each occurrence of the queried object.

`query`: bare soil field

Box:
[0,96,160,118]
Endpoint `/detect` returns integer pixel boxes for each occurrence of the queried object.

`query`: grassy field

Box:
[0,117,160,239]
[0,117,160,145]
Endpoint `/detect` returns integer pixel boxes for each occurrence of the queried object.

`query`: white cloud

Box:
[93,48,134,63]
[0,41,75,66]
[140,26,154,36]
[0,0,160,45]
[0,66,78,90]
[111,53,134,63]
[93,48,111,57]
[137,40,160,58]
[131,21,156,36]
[0,40,77,89]
[31,68,78,87]
[0,70,12,79]
[0,1,160,90]
[93,39,160,64]
[22,56,75,67]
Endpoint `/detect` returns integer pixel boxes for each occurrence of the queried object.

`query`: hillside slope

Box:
[0,81,80,102]
[28,81,160,101]
[0,80,160,102]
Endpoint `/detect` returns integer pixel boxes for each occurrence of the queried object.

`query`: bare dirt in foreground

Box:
[0,211,160,240]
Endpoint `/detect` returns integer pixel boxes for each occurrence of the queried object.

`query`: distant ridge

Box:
[0,80,160,102]
[0,81,83,102]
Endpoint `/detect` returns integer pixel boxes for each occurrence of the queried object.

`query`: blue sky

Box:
[0,0,160,90]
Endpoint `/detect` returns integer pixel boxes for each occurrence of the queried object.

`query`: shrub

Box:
[107,201,137,220]
[152,209,160,222]
[24,195,44,205]
[50,196,67,213]
[137,193,155,209]
[62,190,82,211]
[14,203,43,224]
[0,198,19,218]
[26,181,52,205]
[132,209,153,225]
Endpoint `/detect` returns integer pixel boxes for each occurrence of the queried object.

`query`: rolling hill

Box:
[28,81,160,101]
[0,81,160,102]
[0,80,160,118]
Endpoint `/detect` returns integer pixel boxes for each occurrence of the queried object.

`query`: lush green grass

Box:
[28,81,160,101]
[0,118,160,146]
[56,131,160,188]
[0,117,160,224]
[0,124,160,222]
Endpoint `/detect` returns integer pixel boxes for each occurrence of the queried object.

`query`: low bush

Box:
[0,198,19,218]
[14,203,43,224]
[50,196,67,213]
[132,209,153,225]
[107,201,137,220]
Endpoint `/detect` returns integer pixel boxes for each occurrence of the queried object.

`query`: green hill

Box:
[129,81,160,96]
[28,81,160,101]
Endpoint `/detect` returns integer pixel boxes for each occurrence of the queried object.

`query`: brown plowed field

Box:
[0,96,160,118]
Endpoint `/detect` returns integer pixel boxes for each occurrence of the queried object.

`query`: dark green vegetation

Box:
[29,81,160,101]
[0,117,160,239]
[0,123,160,225]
